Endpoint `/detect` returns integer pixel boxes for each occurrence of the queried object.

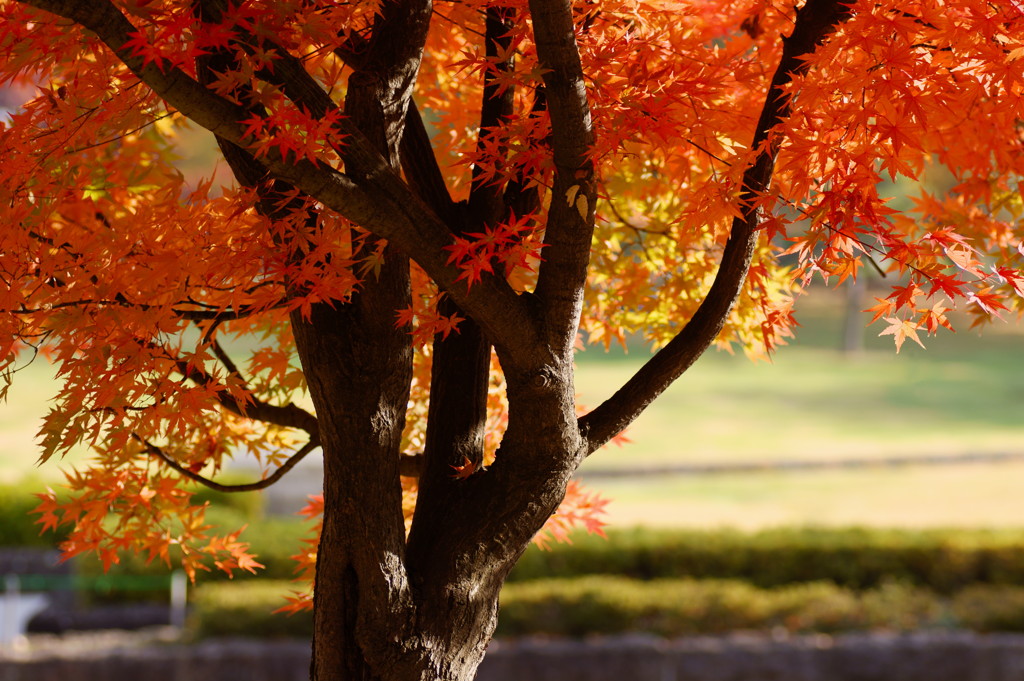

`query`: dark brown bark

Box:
[413,4,515,485]
[292,286,418,681]
[188,3,420,678]
[300,2,428,679]
[402,10,518,673]
[528,0,598,360]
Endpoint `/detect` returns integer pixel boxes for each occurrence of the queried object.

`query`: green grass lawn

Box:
[589,463,1024,528]
[574,284,1024,529]
[0,359,75,483]
[576,319,1024,467]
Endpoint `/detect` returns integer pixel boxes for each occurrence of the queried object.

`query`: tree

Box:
[1,0,1022,678]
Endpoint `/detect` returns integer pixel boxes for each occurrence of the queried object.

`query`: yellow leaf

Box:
[878,317,925,353]
[576,194,589,220]
[565,184,580,206]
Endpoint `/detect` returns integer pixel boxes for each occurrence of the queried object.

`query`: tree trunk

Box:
[291,278,551,680]
[291,287,579,681]
[841,277,867,356]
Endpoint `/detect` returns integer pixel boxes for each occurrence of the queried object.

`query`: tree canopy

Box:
[1,0,1023,678]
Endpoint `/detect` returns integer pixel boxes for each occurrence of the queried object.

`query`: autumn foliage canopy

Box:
[1,0,1023,613]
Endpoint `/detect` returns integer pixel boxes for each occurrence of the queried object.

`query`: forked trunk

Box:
[288,241,549,681]
[311,500,507,681]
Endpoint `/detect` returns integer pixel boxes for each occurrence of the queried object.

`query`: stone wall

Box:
[2,631,1024,681]
[482,632,1024,681]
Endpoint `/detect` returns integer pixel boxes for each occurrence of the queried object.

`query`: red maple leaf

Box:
[450,456,478,480]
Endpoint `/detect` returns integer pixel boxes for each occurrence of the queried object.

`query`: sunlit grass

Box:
[577,288,1024,467]
[577,346,1024,466]
[0,359,73,483]
[588,462,1024,529]
[574,285,1024,528]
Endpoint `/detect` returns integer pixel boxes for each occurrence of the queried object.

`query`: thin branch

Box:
[208,337,242,380]
[407,11,510,542]
[432,7,486,39]
[137,433,320,492]
[65,111,174,155]
[21,227,286,320]
[126,333,316,436]
[166,346,320,436]
[7,297,285,322]
[399,100,459,223]
[579,0,855,454]
[503,88,546,219]
[171,304,286,321]
[336,36,459,226]
[467,6,516,224]
[601,194,660,262]
[685,138,732,167]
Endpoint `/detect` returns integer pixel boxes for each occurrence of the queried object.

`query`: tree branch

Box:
[8,298,283,322]
[398,101,459,223]
[19,226,284,321]
[503,89,546,219]
[341,0,433,172]
[579,0,854,454]
[163,344,320,437]
[406,9,514,558]
[528,0,597,357]
[17,0,542,366]
[467,7,516,224]
[332,32,459,224]
[136,434,320,493]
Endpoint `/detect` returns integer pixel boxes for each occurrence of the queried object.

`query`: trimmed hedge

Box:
[496,577,945,637]
[0,481,72,546]
[0,478,265,555]
[192,580,313,639]
[74,515,310,591]
[189,484,264,520]
[508,527,1024,594]
[191,577,1024,640]
[174,524,1024,593]
[951,585,1024,632]
[16,487,303,602]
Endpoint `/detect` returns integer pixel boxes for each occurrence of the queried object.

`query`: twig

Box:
[136,434,320,492]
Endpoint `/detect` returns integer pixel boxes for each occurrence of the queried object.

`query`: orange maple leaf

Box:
[450,456,478,480]
[32,490,62,534]
[878,316,926,353]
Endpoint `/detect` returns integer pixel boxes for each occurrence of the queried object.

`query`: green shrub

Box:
[495,576,943,638]
[8,490,1024,625]
[952,585,1024,632]
[188,483,265,521]
[508,526,1024,593]
[74,516,309,588]
[860,580,947,629]
[189,576,1024,640]
[0,480,72,547]
[192,579,312,639]
[199,577,927,640]
[203,516,310,582]
[0,479,263,551]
